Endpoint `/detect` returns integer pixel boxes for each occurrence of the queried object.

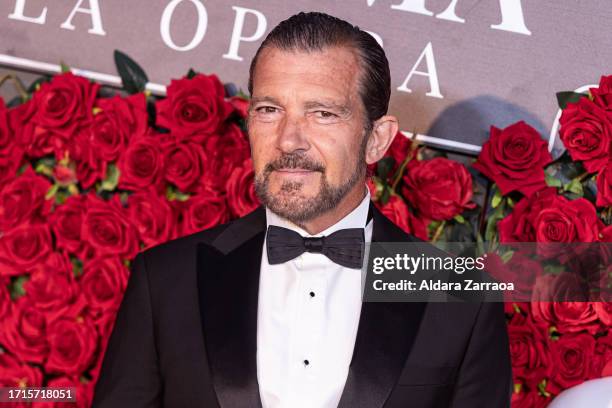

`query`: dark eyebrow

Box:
[304,100,351,115]
[250,96,282,105]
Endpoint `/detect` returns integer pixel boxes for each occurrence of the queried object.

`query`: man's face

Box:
[247,46,368,224]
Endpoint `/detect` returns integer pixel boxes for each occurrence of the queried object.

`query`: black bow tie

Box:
[266,225,366,269]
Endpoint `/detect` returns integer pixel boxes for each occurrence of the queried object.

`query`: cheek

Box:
[248,123,276,169]
[314,133,359,181]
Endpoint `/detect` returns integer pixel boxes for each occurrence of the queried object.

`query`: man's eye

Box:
[256,106,278,114]
[315,111,338,118]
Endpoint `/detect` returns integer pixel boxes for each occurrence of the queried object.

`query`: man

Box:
[92,12,511,408]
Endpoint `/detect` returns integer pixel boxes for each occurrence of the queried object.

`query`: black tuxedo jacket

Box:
[92,202,512,408]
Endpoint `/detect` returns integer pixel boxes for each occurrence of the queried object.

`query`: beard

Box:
[254,136,368,225]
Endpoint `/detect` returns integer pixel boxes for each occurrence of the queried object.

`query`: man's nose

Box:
[276,113,310,154]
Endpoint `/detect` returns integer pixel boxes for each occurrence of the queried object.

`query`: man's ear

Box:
[365,115,399,165]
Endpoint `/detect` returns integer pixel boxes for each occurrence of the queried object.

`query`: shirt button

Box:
[303,359,310,366]
[309,291,315,298]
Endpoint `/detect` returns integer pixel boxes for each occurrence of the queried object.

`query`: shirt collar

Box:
[265,185,371,238]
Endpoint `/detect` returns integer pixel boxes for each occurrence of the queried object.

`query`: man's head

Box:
[247,12,398,228]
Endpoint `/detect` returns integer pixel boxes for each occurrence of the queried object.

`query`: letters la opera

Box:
[374,279,515,291]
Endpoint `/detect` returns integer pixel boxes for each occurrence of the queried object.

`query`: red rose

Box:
[34,375,94,408]
[229,96,249,118]
[127,190,175,248]
[402,157,476,221]
[1,298,49,364]
[591,75,612,109]
[50,195,87,256]
[89,93,148,162]
[592,331,612,378]
[0,145,25,188]
[0,167,52,231]
[593,302,611,326]
[53,163,78,186]
[0,224,52,276]
[226,159,260,218]
[81,194,139,259]
[473,121,552,196]
[117,135,164,191]
[0,98,23,153]
[596,163,612,207]
[18,73,99,159]
[507,312,551,388]
[179,190,229,236]
[156,74,233,138]
[559,97,612,173]
[549,331,595,391]
[376,194,428,240]
[80,256,128,315]
[534,198,601,244]
[45,316,97,375]
[0,277,10,320]
[163,138,207,192]
[68,130,104,189]
[201,125,250,191]
[377,131,418,181]
[0,100,25,186]
[498,188,601,243]
[531,292,600,335]
[24,252,77,312]
[0,352,43,387]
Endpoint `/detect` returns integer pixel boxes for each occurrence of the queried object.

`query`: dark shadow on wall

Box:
[426,95,562,158]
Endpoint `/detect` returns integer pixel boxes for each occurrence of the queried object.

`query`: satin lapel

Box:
[338,202,427,408]
[197,207,266,408]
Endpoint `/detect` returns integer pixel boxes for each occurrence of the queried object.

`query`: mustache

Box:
[264,154,325,173]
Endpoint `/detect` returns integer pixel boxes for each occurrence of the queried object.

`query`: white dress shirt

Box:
[257,186,373,408]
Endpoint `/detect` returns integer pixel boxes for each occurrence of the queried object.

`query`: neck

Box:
[297,182,367,235]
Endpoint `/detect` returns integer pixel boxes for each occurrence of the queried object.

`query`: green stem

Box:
[391,156,410,191]
[431,220,446,243]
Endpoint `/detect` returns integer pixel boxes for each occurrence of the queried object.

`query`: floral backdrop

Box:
[0,52,610,407]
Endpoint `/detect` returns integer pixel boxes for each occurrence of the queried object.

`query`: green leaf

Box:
[485,200,506,242]
[175,190,190,202]
[453,214,465,224]
[563,178,584,196]
[71,257,83,278]
[16,163,29,176]
[377,157,395,182]
[491,188,503,209]
[556,91,588,110]
[380,186,391,205]
[60,61,71,73]
[500,249,514,263]
[187,68,197,79]
[10,275,29,300]
[166,185,176,201]
[114,50,149,94]
[101,163,120,191]
[45,184,59,200]
[545,173,562,188]
[543,264,566,275]
[537,379,551,398]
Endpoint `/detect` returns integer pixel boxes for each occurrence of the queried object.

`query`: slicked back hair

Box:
[248,11,391,134]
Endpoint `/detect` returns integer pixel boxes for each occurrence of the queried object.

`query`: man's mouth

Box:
[275,168,317,173]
